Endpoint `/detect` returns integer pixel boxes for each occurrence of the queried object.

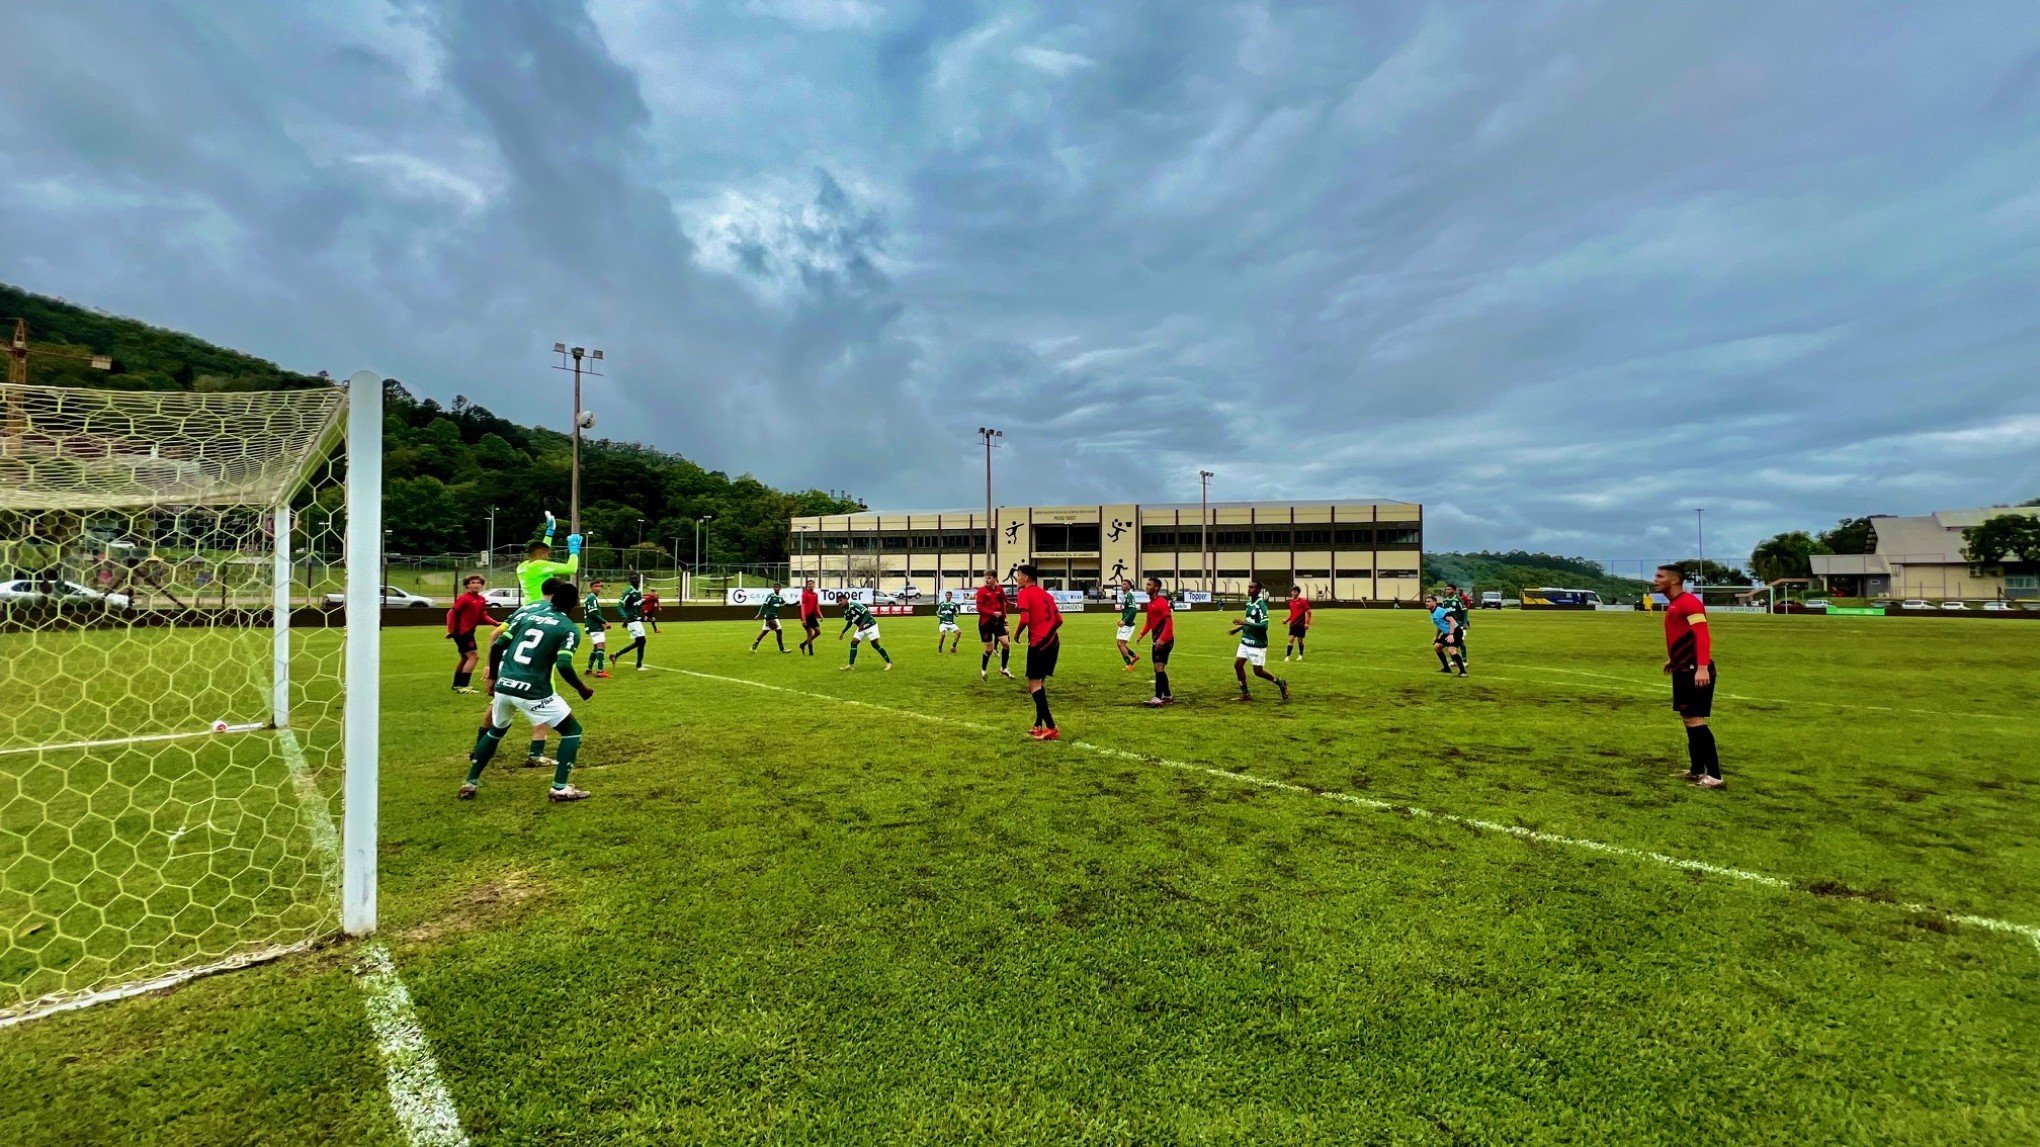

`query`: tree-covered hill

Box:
[2,281,859,562]
[1424,551,1652,602]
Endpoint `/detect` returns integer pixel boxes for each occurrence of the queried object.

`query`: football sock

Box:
[774,631,785,652]
[1000,646,1010,671]
[467,724,506,781]
[527,738,546,760]
[873,642,891,665]
[1296,639,1305,655]
[552,717,583,788]
[981,651,991,671]
[453,669,471,688]
[1155,671,1170,698]
[1436,647,1450,669]
[848,643,859,665]
[1686,724,1720,778]
[1032,688,1055,729]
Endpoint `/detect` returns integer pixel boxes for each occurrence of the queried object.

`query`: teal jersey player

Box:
[936,599,960,624]
[837,597,892,670]
[492,605,583,701]
[617,585,644,622]
[751,587,790,653]
[1229,582,1288,701]
[462,584,597,803]
[1239,597,1271,649]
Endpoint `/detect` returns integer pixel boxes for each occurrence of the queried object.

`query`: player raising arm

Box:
[461,578,597,803]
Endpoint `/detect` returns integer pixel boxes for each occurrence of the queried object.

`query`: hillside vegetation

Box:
[2,281,859,562]
[1424,551,1650,601]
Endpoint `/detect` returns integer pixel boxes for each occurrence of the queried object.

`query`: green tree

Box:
[1961,514,2040,565]
[1816,517,1876,555]
[1748,531,1828,583]
[1668,559,1751,585]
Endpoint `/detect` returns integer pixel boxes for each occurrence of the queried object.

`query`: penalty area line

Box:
[648,664,2040,951]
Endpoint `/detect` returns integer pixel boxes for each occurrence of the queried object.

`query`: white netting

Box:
[0,382,346,511]
[0,383,358,1022]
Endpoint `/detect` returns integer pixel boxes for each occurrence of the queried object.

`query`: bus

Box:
[1519,587,1603,608]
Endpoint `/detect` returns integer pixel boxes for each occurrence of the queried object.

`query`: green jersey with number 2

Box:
[492,605,583,700]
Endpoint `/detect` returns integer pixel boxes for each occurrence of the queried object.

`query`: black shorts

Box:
[1671,663,1717,718]
[452,632,478,655]
[979,615,1009,641]
[1287,622,1308,638]
[1025,638,1060,680]
[1433,630,1462,649]
[1151,639,1174,665]
[802,613,821,630]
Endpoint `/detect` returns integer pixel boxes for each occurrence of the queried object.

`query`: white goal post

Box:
[0,369,382,1025]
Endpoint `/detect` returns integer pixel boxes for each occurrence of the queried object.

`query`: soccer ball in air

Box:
[211,719,230,734]
[576,409,597,430]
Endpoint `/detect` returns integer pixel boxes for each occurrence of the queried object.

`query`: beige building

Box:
[788,500,1424,601]
[1810,506,2040,601]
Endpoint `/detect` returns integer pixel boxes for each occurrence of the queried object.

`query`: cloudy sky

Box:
[4,1,2038,564]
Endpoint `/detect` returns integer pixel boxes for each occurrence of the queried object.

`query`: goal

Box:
[0,371,382,1024]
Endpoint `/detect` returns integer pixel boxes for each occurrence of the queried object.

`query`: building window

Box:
[882,534,909,552]
[1293,528,1332,547]
[1142,526,1179,549]
[1254,527,1291,548]
[1176,568,1203,579]
[1213,528,1251,550]
[1293,568,1329,579]
[1217,568,1251,578]
[1335,568,1372,579]
[2009,574,2039,592]
[1378,525,1421,548]
[1333,527,1374,547]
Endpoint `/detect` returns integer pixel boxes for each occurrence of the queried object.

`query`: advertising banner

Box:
[727,586,874,607]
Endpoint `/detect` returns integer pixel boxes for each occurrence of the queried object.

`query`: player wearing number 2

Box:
[461,578,597,803]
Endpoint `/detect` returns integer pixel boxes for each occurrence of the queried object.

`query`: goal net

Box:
[0,375,381,1024]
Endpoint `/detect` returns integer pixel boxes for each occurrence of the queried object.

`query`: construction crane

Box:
[7,317,113,385]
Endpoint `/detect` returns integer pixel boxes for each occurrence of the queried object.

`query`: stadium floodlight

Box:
[0,371,382,1025]
[978,428,1002,570]
[551,343,605,537]
[1200,470,1214,596]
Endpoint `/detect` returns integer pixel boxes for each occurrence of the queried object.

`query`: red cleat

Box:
[1036,728,1061,742]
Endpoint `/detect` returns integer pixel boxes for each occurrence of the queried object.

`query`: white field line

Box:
[357,943,471,1147]
[0,722,267,759]
[278,730,469,1146]
[652,665,2040,951]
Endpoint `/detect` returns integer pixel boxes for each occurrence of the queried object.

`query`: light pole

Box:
[484,505,496,582]
[977,427,1002,576]
[634,518,645,570]
[551,343,605,538]
[1696,508,1706,585]
[694,515,714,600]
[1199,470,1214,597]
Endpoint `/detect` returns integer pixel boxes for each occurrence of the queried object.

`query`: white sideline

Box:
[278,730,469,1145]
[653,665,2040,951]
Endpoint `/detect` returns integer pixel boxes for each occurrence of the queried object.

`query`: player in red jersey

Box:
[446,573,495,694]
[975,571,1014,682]
[1137,577,1176,708]
[1011,564,1064,739]
[1282,587,1313,661]
[1654,564,1724,789]
[797,579,823,655]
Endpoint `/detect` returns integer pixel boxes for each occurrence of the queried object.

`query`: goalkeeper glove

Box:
[566,533,582,557]
[543,510,557,544]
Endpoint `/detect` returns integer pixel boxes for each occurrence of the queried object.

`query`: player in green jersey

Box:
[837,596,894,670]
[479,587,565,767]
[582,580,611,677]
[460,578,597,802]
[516,513,580,606]
[935,592,963,653]
[1229,579,1289,702]
[1113,578,1141,670]
[613,573,649,670]
[751,584,790,653]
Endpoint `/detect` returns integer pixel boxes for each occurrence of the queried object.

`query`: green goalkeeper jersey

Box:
[936,600,960,623]
[841,600,875,631]
[582,590,608,631]
[491,605,582,701]
[618,585,644,621]
[1239,598,1271,649]
[756,592,785,621]
[516,555,578,606]
[1120,596,1139,626]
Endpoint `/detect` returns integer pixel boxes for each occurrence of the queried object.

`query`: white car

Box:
[1900,599,1931,609]
[1981,600,2013,612]
[481,587,523,609]
[322,586,436,608]
[1803,599,1830,610]
[1938,600,1969,611]
[0,578,133,611]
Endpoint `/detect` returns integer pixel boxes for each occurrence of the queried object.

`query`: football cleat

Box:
[457,783,478,800]
[548,785,592,802]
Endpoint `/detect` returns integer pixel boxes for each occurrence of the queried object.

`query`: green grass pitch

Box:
[2,609,2036,1144]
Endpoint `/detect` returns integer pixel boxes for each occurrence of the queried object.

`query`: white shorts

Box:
[855,625,881,643]
[939,622,960,633]
[1116,625,1136,642]
[625,620,646,639]
[589,629,606,646]
[491,692,572,729]
[1235,644,1267,667]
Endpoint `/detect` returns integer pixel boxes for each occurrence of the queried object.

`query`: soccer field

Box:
[3,609,2037,1144]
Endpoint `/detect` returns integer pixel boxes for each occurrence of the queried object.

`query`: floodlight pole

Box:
[552,344,605,537]
[1696,508,1706,584]
[978,428,1002,574]
[1199,470,1214,597]
[485,505,496,581]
